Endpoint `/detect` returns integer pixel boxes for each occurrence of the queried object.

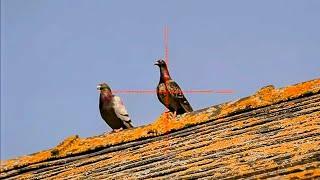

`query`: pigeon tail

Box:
[122,121,134,129]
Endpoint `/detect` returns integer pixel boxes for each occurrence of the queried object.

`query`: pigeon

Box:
[97,83,133,131]
[154,59,193,116]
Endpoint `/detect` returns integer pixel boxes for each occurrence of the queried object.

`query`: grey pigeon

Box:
[97,83,133,131]
[155,59,193,116]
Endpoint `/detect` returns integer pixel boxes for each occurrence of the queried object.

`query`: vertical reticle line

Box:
[164,25,169,67]
[163,25,170,112]
[163,25,170,152]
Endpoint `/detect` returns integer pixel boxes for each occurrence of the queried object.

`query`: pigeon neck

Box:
[159,66,172,83]
[100,90,113,102]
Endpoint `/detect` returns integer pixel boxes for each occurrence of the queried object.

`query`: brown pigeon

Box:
[155,59,193,116]
[97,83,133,131]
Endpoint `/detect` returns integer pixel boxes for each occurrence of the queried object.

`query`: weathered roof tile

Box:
[1,78,319,179]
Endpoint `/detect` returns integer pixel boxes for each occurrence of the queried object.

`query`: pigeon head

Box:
[154,59,167,67]
[155,59,171,82]
[97,83,112,92]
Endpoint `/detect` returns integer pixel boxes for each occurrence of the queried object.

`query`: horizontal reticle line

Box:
[112,90,235,94]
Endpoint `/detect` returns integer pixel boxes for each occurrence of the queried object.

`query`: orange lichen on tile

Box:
[52,150,143,179]
[219,79,320,118]
[256,143,296,155]
[277,113,320,137]
[291,141,320,162]
[1,78,319,173]
[233,163,251,175]
[232,120,245,129]
[194,139,316,177]
[178,134,256,158]
[234,117,260,129]
[282,167,320,179]
[0,111,211,171]
[296,141,320,155]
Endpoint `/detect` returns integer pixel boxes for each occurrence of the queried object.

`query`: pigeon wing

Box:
[112,96,133,128]
[157,83,169,108]
[167,80,193,112]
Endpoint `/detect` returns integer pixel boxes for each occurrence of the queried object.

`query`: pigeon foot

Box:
[164,111,176,119]
[111,128,123,133]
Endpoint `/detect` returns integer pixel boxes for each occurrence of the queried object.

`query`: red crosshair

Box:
[112,26,234,110]
[109,26,234,153]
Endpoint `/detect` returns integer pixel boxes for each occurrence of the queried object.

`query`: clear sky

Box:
[1,0,319,160]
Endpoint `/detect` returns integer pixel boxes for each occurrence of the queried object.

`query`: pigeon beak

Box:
[154,62,160,66]
[97,85,101,90]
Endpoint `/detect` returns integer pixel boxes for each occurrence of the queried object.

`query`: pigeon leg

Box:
[163,111,174,119]
[167,111,177,119]
[173,111,177,118]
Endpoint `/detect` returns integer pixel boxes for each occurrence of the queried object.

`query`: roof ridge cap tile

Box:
[1,78,319,172]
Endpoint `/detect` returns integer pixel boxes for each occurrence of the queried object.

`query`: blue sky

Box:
[1,0,319,160]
